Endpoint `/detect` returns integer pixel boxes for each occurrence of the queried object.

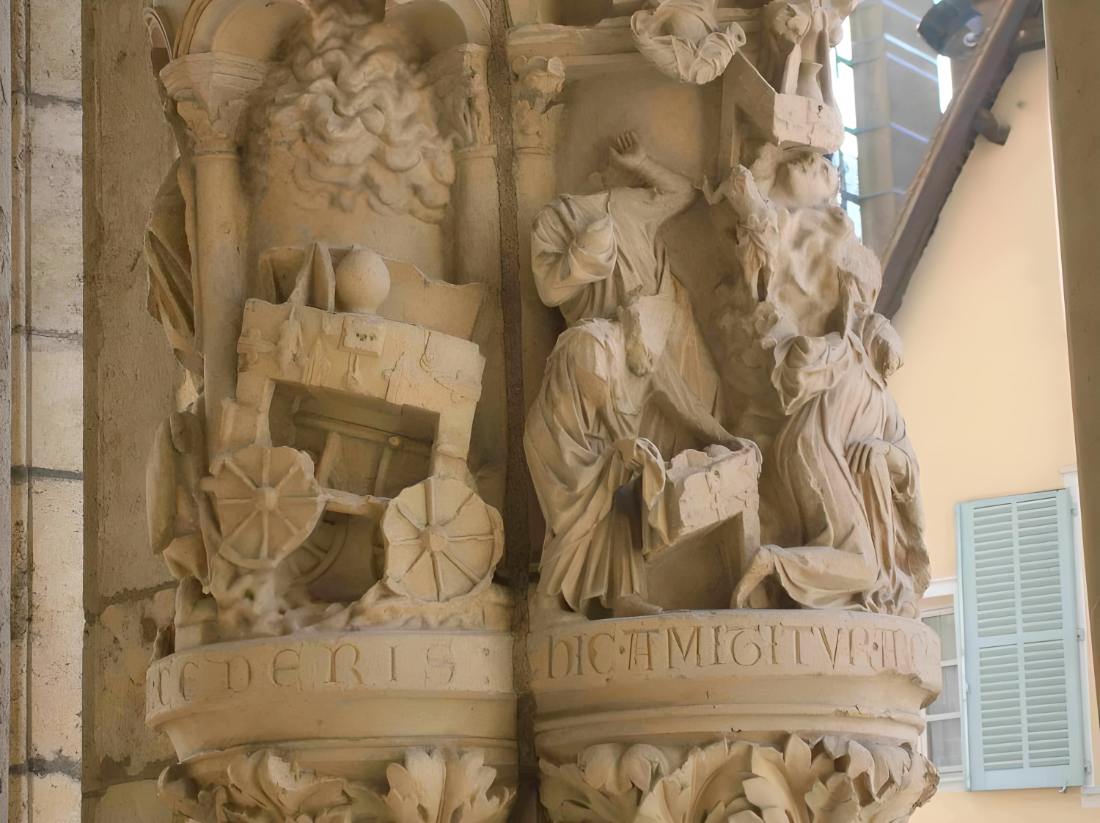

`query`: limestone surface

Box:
[137,1,939,820]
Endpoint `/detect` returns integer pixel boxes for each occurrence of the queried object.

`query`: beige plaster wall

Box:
[891,51,1099,821]
[889,50,1077,581]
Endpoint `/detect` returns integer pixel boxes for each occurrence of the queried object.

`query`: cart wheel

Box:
[207,445,325,571]
[381,476,504,602]
[282,514,349,584]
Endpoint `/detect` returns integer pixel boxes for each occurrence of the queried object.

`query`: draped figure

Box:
[710,147,929,616]
[733,308,929,615]
[524,133,747,618]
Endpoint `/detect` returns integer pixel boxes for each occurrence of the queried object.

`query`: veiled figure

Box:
[734,307,930,616]
[525,134,737,618]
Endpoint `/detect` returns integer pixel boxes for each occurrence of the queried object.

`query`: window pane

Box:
[926,663,960,715]
[923,612,957,660]
[928,718,964,770]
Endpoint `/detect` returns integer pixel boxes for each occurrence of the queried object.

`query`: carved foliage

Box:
[385,748,515,823]
[511,56,566,151]
[160,748,515,823]
[159,749,387,822]
[541,737,937,823]
[541,744,672,823]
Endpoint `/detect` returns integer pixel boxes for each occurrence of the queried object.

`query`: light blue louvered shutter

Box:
[957,490,1086,790]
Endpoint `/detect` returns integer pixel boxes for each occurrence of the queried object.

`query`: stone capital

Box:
[539,735,938,823]
[511,56,566,153]
[425,44,494,151]
[159,746,517,823]
[161,52,269,154]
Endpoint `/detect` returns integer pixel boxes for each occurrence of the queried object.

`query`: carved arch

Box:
[174,0,310,60]
[388,0,491,48]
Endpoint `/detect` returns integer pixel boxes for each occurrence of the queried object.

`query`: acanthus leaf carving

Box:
[540,744,671,823]
[384,749,515,823]
[542,737,938,823]
[159,748,516,823]
[158,750,389,823]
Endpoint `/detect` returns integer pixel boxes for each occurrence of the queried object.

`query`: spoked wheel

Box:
[381,475,503,602]
[207,445,325,571]
[282,514,349,584]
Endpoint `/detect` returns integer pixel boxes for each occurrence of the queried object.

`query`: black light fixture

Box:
[918,0,985,58]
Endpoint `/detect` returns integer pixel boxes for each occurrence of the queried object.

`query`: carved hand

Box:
[610,130,647,172]
[845,438,894,477]
[613,437,650,474]
[724,165,768,219]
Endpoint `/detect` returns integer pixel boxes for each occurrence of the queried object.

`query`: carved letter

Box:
[587,632,616,675]
[626,630,657,672]
[325,644,366,686]
[272,649,301,688]
[730,628,763,666]
[817,627,843,668]
[668,625,702,668]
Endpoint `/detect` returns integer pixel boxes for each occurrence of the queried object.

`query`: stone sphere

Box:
[663,10,709,42]
[335,246,392,314]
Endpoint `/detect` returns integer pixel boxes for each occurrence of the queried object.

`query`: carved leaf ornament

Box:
[384,749,515,823]
[542,737,937,823]
[160,748,514,823]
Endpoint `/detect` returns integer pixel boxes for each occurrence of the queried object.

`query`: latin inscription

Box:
[147,634,511,716]
[540,620,934,681]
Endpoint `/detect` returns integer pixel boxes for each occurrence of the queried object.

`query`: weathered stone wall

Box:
[82,1,177,819]
[0,0,12,816]
[9,0,83,819]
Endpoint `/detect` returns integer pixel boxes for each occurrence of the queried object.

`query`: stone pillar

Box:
[427,44,509,509]
[160,54,266,462]
[140,5,520,820]
[510,56,565,414]
[512,5,941,822]
[1045,2,1100,716]
[0,0,13,815]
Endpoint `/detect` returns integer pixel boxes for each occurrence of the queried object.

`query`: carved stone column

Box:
[142,2,518,819]
[135,2,947,821]
[510,55,565,413]
[161,53,266,461]
[150,631,517,822]
[426,44,508,507]
[514,3,942,822]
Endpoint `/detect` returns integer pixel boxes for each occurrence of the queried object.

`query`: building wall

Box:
[81,0,178,819]
[8,0,85,819]
[890,51,1100,819]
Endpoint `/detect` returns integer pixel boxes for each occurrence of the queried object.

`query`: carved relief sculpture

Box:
[513,1,940,820]
[525,131,760,619]
[139,0,941,820]
[142,0,515,815]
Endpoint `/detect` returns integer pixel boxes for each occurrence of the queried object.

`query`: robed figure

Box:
[710,147,929,617]
[734,304,929,616]
[524,134,744,618]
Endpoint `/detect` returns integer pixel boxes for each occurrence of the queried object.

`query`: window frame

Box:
[919,584,966,788]
[955,489,1088,791]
